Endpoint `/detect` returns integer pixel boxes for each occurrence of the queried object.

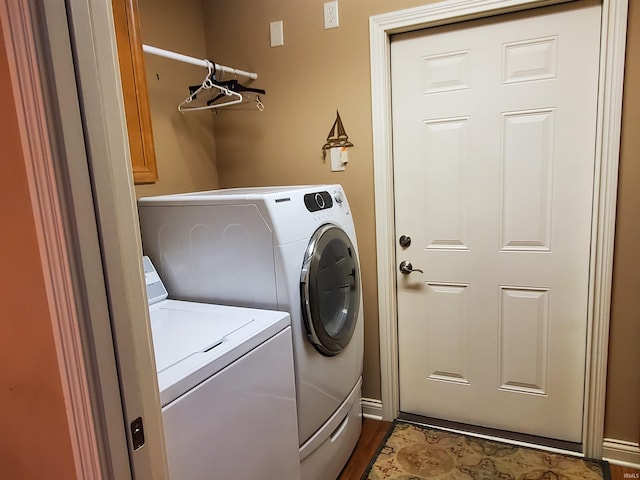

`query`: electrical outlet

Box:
[324,1,339,29]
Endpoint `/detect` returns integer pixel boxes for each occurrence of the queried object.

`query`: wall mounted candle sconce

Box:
[322,110,353,171]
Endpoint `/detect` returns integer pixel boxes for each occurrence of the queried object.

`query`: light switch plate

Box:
[270,20,284,47]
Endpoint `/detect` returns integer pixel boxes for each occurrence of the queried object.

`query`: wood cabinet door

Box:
[112,0,157,184]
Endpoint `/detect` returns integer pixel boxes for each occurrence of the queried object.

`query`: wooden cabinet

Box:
[112,0,157,184]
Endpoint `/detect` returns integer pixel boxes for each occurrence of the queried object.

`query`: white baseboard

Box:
[361,398,383,421]
[603,438,640,469]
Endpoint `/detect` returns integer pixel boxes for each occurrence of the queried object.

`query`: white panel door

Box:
[391,0,601,442]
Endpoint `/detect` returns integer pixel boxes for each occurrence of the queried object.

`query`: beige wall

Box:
[134,0,219,198]
[201,0,640,443]
[0,20,76,479]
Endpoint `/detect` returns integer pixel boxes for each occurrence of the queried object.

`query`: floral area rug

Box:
[362,422,609,480]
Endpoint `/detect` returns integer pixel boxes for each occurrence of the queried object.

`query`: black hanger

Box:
[217,79,266,95]
[206,79,266,106]
[188,84,201,97]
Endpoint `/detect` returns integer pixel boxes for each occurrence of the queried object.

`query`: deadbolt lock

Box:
[399,235,411,248]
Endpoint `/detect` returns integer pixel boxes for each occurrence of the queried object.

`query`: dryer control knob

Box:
[334,192,344,204]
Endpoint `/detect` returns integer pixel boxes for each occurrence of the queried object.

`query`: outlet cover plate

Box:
[324,1,339,29]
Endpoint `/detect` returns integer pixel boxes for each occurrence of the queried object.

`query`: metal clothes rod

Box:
[142,44,258,80]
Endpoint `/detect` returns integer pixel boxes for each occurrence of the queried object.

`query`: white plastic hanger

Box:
[178,63,243,112]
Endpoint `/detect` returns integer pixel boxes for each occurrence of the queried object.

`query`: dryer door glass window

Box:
[301,224,360,356]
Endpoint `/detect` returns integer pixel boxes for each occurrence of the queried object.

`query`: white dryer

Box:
[139,185,364,480]
[143,257,301,480]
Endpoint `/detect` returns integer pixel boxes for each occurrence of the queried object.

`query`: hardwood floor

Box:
[338,419,640,480]
[337,419,392,479]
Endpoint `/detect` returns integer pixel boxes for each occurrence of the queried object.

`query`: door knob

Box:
[399,260,423,275]
[399,235,412,248]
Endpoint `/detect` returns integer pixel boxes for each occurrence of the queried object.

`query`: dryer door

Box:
[301,224,360,356]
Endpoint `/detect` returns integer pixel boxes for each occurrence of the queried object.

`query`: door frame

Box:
[18,0,171,478]
[58,0,170,477]
[370,0,628,458]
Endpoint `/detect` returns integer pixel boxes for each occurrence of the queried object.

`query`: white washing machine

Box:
[143,256,301,480]
[138,185,364,480]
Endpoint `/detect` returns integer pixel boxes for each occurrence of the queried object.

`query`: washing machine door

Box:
[301,224,360,356]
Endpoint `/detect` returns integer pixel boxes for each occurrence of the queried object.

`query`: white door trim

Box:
[370,0,628,458]
[54,0,171,477]
[65,0,171,477]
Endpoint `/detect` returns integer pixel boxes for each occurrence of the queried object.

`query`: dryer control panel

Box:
[303,191,333,212]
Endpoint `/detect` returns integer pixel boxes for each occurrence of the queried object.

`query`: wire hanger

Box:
[211,94,264,111]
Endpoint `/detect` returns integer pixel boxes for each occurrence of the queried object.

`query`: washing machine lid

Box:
[150,303,251,373]
[148,300,290,406]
